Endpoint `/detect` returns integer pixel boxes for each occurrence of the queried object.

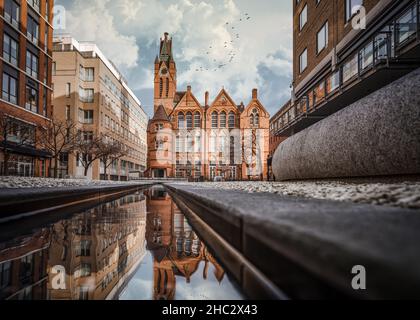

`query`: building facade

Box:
[147,33,270,181]
[0,0,54,177]
[271,0,420,137]
[268,100,290,180]
[52,36,148,180]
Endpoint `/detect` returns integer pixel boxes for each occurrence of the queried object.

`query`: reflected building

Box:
[145,186,225,300]
[0,193,147,300]
[0,229,50,300]
[47,192,147,300]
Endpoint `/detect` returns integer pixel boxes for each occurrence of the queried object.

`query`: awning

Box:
[1,142,52,158]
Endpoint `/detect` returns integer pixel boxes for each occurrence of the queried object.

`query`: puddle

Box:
[0,186,244,300]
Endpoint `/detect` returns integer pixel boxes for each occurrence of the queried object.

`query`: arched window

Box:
[166,78,169,97]
[220,112,227,128]
[251,108,260,127]
[186,112,193,129]
[178,113,185,129]
[159,78,163,98]
[211,112,218,128]
[228,112,235,128]
[194,112,201,128]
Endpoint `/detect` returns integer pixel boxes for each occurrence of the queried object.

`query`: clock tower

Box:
[154,32,177,114]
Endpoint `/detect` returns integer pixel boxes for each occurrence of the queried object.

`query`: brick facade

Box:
[0,0,54,177]
[147,33,270,181]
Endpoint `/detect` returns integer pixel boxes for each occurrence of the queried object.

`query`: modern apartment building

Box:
[271,0,420,137]
[0,0,54,177]
[52,36,148,180]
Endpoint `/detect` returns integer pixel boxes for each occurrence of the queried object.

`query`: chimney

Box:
[187,85,192,92]
[252,88,258,99]
[205,91,209,106]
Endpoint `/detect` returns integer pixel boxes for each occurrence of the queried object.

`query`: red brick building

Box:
[147,33,270,181]
[271,0,420,137]
[0,0,54,177]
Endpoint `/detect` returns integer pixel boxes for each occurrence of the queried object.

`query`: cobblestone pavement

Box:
[185,180,420,210]
[0,177,145,189]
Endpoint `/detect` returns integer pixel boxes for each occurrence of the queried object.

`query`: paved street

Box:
[186,180,420,209]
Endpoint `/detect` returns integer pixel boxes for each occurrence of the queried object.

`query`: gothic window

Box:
[178,113,185,129]
[194,112,201,128]
[220,112,227,128]
[251,108,260,127]
[166,78,169,97]
[228,112,235,128]
[159,78,163,98]
[211,112,218,128]
[186,112,193,129]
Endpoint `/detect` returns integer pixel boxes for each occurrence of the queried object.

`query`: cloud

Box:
[56,0,293,116]
[57,0,139,71]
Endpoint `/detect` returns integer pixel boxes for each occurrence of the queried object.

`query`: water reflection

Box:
[0,186,243,300]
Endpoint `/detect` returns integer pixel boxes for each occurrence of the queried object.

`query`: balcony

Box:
[274,1,420,137]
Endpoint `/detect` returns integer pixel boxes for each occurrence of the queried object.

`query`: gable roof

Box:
[243,97,270,118]
[173,91,186,105]
[171,90,202,114]
[209,89,238,110]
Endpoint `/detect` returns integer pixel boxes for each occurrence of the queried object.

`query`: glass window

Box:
[4,0,20,28]
[220,112,227,128]
[342,54,358,83]
[299,5,307,30]
[79,87,94,103]
[396,5,417,45]
[2,72,18,104]
[317,22,328,54]
[0,261,12,289]
[326,71,340,94]
[178,113,185,129]
[313,81,325,104]
[26,50,39,78]
[27,15,39,45]
[360,42,374,70]
[28,0,40,12]
[80,110,94,124]
[299,49,307,73]
[25,83,39,113]
[346,0,363,22]
[186,112,193,129]
[194,112,201,128]
[228,112,235,128]
[3,33,19,66]
[374,34,389,60]
[211,112,218,128]
[251,108,260,127]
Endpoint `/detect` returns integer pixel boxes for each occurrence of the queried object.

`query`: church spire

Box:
[159,32,173,63]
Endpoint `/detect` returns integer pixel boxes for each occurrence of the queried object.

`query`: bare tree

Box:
[96,135,127,181]
[0,110,36,176]
[38,117,78,178]
[74,133,103,178]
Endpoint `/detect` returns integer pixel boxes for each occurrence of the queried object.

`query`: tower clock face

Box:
[161,68,168,75]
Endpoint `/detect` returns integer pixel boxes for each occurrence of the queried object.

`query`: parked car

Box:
[213,176,224,182]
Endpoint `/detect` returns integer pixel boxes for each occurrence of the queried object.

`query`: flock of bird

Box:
[194,13,252,73]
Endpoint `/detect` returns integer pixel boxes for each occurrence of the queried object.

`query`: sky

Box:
[54,0,293,118]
